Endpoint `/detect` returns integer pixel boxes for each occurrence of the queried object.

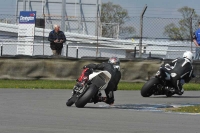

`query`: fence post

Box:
[96,0,100,57]
[61,0,66,32]
[76,47,78,58]
[190,9,194,52]
[1,43,3,56]
[139,5,147,58]
[133,46,136,58]
[149,51,151,58]
[42,0,46,56]
[66,44,68,57]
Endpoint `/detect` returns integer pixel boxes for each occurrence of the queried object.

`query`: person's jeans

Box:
[52,49,62,55]
[195,47,200,60]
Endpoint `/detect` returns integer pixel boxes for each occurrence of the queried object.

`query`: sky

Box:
[101,0,200,18]
[0,0,200,18]
[0,0,200,39]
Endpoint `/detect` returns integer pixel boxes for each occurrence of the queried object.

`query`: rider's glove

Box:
[83,66,87,69]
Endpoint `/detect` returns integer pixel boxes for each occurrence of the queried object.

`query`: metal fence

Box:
[0,14,199,59]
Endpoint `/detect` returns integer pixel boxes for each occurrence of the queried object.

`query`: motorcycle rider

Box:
[83,57,121,105]
[162,51,194,95]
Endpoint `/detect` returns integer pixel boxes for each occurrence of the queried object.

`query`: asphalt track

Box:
[0,89,200,133]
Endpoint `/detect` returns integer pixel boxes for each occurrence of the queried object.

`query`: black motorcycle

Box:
[141,65,185,97]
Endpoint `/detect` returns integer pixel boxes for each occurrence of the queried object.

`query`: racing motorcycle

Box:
[141,65,185,97]
[66,68,111,108]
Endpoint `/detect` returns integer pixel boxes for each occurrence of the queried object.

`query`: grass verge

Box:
[166,105,200,113]
[0,80,199,90]
[0,80,76,89]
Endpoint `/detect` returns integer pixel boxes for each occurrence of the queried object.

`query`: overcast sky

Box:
[102,0,200,18]
[1,0,200,18]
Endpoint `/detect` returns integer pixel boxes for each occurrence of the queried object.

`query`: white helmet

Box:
[183,51,193,63]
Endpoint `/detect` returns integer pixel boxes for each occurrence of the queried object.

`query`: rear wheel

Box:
[75,84,98,108]
[141,78,160,97]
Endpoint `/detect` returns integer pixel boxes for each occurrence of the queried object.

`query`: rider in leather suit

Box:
[83,57,121,105]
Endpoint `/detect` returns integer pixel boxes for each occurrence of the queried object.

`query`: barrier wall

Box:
[0,57,199,82]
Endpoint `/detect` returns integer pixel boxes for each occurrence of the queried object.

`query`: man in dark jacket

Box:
[83,57,121,105]
[162,51,194,95]
[48,24,66,55]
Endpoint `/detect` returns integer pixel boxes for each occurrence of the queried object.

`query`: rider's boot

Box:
[177,88,184,95]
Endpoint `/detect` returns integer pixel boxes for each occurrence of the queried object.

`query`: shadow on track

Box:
[82,104,173,111]
[68,102,200,112]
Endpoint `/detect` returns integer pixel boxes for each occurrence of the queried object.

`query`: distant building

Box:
[15,0,101,35]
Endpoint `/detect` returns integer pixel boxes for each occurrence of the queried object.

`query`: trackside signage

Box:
[17,11,36,55]
[19,11,36,24]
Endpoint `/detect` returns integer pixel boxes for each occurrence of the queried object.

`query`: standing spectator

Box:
[48,24,66,55]
[193,21,200,60]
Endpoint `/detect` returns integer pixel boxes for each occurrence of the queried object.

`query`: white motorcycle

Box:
[66,68,111,108]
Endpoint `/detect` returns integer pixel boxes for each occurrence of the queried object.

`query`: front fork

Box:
[70,82,86,99]
[153,79,173,95]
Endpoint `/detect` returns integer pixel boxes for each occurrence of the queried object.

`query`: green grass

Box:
[118,82,144,90]
[166,105,200,113]
[183,83,200,90]
[0,80,76,89]
[0,79,199,90]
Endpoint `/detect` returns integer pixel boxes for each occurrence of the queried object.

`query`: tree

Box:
[101,2,135,38]
[164,6,200,41]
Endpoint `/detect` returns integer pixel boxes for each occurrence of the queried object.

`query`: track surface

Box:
[0,89,200,133]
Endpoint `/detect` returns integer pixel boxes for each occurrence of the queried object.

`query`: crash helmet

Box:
[108,57,120,70]
[183,51,193,63]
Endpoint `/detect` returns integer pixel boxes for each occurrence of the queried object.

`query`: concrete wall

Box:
[0,57,199,82]
[0,57,162,81]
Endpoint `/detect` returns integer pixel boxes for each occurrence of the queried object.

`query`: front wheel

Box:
[165,90,175,97]
[75,84,98,108]
[66,94,77,107]
[166,93,173,97]
[141,78,160,97]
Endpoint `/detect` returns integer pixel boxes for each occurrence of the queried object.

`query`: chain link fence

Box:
[0,14,199,59]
